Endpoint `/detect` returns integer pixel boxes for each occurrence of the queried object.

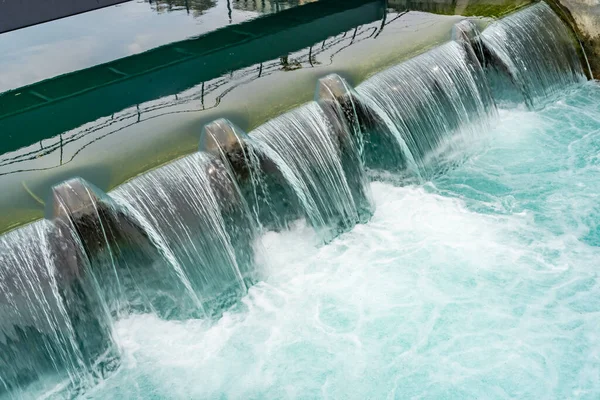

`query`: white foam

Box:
[86,83,600,399]
[86,180,599,398]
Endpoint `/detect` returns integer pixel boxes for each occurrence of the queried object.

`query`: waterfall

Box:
[247,101,373,241]
[0,154,261,394]
[356,40,497,178]
[0,1,589,397]
[48,178,173,322]
[112,152,259,317]
[480,2,585,108]
[0,221,118,398]
[316,73,412,175]
[199,119,280,231]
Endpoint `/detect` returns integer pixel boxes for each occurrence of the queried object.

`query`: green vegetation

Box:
[462,0,532,17]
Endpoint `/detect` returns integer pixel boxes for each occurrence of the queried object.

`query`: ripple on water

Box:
[80,83,600,399]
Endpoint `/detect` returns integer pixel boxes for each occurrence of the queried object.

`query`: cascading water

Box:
[356,40,497,178]
[316,73,413,176]
[246,101,373,241]
[112,152,259,317]
[0,153,261,397]
[89,81,600,399]
[48,178,162,321]
[0,2,592,398]
[480,2,585,108]
[0,220,118,398]
[199,119,289,232]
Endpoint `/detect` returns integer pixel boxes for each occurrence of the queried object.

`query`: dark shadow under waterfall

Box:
[355,40,497,178]
[480,2,585,108]
[0,1,590,397]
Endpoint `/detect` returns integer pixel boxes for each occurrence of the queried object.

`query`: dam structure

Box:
[0,1,598,398]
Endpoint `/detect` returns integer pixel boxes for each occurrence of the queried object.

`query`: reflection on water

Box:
[0,8,463,234]
[233,0,318,13]
[151,0,217,16]
[0,0,306,94]
[0,10,408,178]
[150,0,317,17]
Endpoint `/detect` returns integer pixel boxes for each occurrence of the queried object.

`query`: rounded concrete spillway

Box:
[0,0,509,234]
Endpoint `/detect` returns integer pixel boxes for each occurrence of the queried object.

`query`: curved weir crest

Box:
[199,119,270,230]
[111,152,259,318]
[48,178,170,323]
[356,40,497,178]
[247,101,373,241]
[0,2,591,397]
[480,2,586,108]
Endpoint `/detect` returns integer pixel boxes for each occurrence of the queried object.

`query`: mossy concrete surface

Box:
[546,0,599,79]
[388,0,533,17]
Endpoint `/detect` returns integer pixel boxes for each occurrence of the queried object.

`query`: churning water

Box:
[480,2,586,107]
[248,101,373,240]
[1,2,599,398]
[88,81,600,400]
[356,40,496,178]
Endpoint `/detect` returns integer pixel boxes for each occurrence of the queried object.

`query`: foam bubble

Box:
[85,83,600,399]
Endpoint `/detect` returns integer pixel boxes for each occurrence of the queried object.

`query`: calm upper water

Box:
[76,82,600,399]
[0,0,299,93]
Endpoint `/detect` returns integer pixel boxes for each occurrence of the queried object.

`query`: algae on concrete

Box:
[388,0,533,17]
[546,0,599,79]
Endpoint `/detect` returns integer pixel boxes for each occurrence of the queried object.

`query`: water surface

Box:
[87,82,600,399]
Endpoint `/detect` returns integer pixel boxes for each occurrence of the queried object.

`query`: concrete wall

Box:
[0,0,130,33]
[554,0,600,79]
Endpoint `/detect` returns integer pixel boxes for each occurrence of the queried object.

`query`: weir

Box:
[247,101,373,240]
[316,73,411,174]
[480,2,586,107]
[48,178,159,319]
[356,40,497,178]
[112,153,259,317]
[199,118,300,231]
[0,2,588,397]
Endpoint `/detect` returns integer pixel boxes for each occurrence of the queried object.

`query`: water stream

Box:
[0,220,118,398]
[247,101,372,241]
[356,40,497,178]
[112,152,259,318]
[481,2,586,108]
[0,2,595,398]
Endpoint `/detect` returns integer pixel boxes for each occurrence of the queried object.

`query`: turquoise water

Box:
[84,82,600,399]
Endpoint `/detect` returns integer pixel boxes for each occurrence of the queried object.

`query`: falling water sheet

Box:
[0,3,595,397]
[79,82,600,399]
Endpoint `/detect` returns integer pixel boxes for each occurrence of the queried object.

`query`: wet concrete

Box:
[550,0,600,78]
[0,10,471,234]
